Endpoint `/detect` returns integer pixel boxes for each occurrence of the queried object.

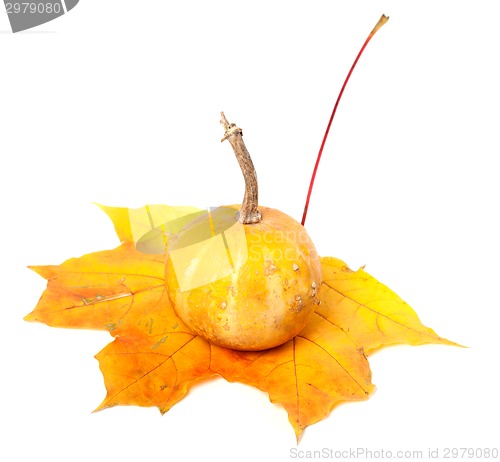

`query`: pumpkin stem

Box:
[220,112,262,224]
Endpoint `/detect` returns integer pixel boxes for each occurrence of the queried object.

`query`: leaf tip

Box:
[23,312,36,322]
[292,424,305,444]
[95,203,134,245]
[93,202,109,213]
[419,327,466,349]
[93,399,112,414]
[28,265,43,275]
[28,265,57,280]
[438,337,467,349]
[94,202,116,223]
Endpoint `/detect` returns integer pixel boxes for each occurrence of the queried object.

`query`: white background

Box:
[1,1,499,461]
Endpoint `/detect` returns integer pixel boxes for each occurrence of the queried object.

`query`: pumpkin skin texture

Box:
[165,205,322,351]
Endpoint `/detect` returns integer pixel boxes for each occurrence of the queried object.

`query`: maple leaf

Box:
[25,204,456,441]
[319,257,459,354]
[210,314,374,438]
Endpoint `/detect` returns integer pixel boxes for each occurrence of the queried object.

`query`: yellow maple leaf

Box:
[25,204,456,441]
[319,257,459,354]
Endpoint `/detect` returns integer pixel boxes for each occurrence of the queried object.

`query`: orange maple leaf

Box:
[25,204,457,441]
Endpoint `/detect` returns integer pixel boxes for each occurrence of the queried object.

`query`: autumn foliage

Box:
[25,204,456,440]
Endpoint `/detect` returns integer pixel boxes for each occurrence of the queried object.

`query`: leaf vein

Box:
[102,335,196,405]
[323,281,429,336]
[297,335,369,395]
